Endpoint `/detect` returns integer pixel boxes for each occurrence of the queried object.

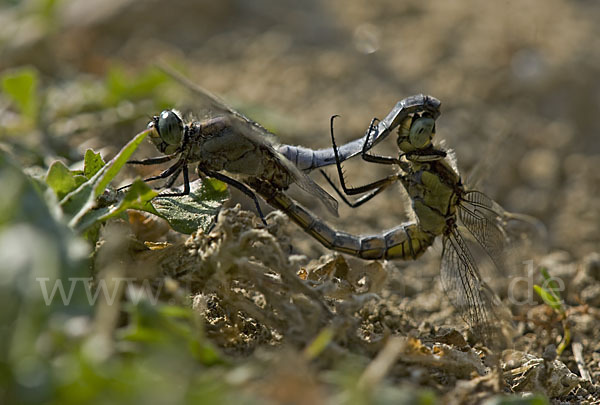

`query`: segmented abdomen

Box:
[250,179,435,260]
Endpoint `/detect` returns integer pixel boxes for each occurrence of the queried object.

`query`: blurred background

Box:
[2,0,600,402]
[2,0,599,258]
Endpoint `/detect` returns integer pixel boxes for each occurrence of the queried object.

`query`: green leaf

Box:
[533,284,562,311]
[93,179,159,225]
[0,151,92,401]
[83,149,105,179]
[119,179,159,211]
[93,129,151,198]
[203,177,228,194]
[67,205,112,235]
[151,178,228,234]
[158,304,194,319]
[46,160,87,200]
[540,267,551,281]
[60,128,151,231]
[540,267,561,297]
[1,67,39,122]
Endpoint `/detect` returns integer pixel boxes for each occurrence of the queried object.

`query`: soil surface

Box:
[2,0,600,403]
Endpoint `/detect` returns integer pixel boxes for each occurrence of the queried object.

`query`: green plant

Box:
[533,267,571,355]
[44,135,227,238]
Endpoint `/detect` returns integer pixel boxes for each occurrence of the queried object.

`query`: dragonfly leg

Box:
[117,160,184,191]
[320,170,398,207]
[328,115,401,198]
[127,152,179,165]
[155,165,192,197]
[329,116,397,195]
[402,148,447,163]
[328,115,350,194]
[200,169,267,226]
[162,165,184,189]
[156,166,191,197]
[359,119,402,165]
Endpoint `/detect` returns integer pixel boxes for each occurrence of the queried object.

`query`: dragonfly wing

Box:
[276,151,340,216]
[440,229,510,347]
[159,63,280,144]
[159,67,339,214]
[224,113,340,216]
[459,190,509,272]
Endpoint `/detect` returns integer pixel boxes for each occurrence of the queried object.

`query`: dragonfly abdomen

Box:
[250,178,435,261]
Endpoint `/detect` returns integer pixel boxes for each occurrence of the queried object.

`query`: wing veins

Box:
[441,229,499,342]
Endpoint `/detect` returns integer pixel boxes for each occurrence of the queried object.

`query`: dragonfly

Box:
[120,66,441,224]
[120,108,339,223]
[248,109,521,345]
[157,64,441,172]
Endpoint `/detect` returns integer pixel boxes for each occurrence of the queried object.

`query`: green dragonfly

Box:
[248,110,526,344]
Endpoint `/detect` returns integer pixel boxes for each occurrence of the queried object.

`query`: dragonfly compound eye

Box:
[157,110,184,146]
[409,116,435,149]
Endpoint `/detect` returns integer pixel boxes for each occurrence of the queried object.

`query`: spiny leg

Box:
[200,169,267,225]
[328,115,401,196]
[117,159,184,192]
[320,170,398,208]
[162,166,184,189]
[156,165,191,197]
[360,118,403,166]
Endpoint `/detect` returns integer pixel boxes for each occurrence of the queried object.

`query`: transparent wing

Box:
[225,118,341,216]
[160,64,339,215]
[460,190,548,272]
[274,151,340,216]
[158,63,280,144]
[440,229,510,347]
[220,112,339,216]
[459,190,509,271]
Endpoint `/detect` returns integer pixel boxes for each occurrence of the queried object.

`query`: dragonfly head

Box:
[147,110,184,154]
[397,113,436,153]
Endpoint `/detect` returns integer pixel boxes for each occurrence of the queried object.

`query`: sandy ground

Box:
[2,0,600,402]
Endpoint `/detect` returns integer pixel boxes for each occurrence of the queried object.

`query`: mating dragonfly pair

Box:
[120,71,518,346]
